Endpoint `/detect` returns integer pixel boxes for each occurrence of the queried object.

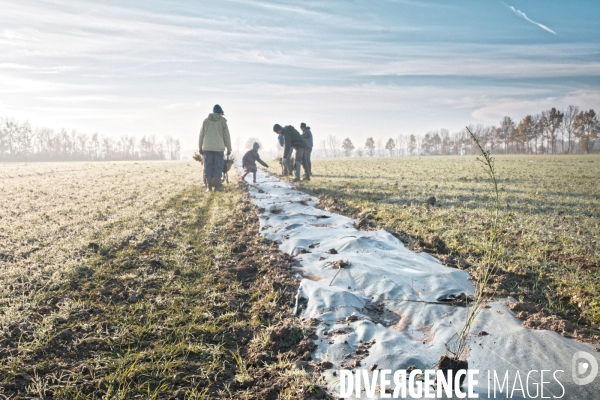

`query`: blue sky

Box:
[1,0,599,152]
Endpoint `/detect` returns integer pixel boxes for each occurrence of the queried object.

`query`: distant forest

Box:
[315,106,600,157]
[3,105,599,162]
[0,118,181,162]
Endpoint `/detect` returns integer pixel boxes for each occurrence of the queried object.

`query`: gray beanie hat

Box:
[253,142,260,149]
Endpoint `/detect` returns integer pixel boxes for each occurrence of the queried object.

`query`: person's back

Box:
[199,113,230,152]
[301,127,313,149]
[281,125,307,150]
[199,104,232,191]
[242,149,254,169]
[300,122,313,179]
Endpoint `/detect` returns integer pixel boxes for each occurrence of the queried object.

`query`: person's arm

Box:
[198,120,206,153]
[223,121,232,154]
[256,155,269,168]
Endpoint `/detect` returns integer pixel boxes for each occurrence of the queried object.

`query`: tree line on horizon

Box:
[0,118,181,162]
[316,105,599,157]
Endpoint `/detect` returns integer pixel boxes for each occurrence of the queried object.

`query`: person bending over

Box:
[241,142,269,183]
[273,124,308,182]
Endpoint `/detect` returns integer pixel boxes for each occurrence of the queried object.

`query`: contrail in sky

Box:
[501,2,557,35]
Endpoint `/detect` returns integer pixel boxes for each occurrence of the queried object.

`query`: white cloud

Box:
[0,63,33,70]
[501,2,556,35]
[471,89,600,123]
[0,0,597,151]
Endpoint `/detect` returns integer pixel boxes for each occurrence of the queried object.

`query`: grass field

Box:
[0,162,329,399]
[270,155,600,336]
[2,156,599,398]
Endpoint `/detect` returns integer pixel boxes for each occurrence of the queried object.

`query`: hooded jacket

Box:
[242,149,268,171]
[199,113,232,153]
[301,127,313,149]
[281,125,308,158]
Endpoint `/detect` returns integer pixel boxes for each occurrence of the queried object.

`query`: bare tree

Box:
[91,133,100,160]
[165,136,176,160]
[396,134,404,156]
[439,129,450,155]
[341,138,355,157]
[376,137,384,157]
[517,115,535,154]
[0,119,7,157]
[365,137,375,157]
[545,108,564,154]
[320,139,328,158]
[486,126,497,154]
[385,138,396,156]
[408,135,417,156]
[561,105,580,153]
[326,135,340,157]
[15,121,33,160]
[498,116,515,154]
[573,109,600,153]
[102,137,114,160]
[77,133,89,158]
[0,118,19,157]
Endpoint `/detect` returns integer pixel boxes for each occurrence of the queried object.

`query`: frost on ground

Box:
[0,161,330,399]
[0,162,196,332]
[268,156,600,333]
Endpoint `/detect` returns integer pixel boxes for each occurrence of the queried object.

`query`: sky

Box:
[1,0,599,154]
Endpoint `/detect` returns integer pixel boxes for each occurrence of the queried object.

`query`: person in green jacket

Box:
[199,104,232,191]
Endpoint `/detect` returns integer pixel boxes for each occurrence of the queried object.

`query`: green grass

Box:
[273,155,600,329]
[0,166,329,399]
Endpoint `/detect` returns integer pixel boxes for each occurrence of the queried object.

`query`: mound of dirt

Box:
[313,192,600,346]
[508,302,600,342]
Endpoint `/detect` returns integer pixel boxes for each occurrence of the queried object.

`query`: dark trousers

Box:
[293,147,306,181]
[203,151,224,178]
[282,157,292,176]
[303,148,312,177]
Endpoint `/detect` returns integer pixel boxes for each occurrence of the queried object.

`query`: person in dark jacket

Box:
[273,124,308,182]
[241,142,269,183]
[300,122,313,179]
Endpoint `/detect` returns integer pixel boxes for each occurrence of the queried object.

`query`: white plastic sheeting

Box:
[243,168,600,399]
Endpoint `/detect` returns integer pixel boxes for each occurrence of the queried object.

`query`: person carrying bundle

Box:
[199,104,232,192]
[241,142,269,183]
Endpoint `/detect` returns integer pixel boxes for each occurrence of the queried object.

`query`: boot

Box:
[293,164,301,182]
[206,177,213,192]
[212,177,223,191]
